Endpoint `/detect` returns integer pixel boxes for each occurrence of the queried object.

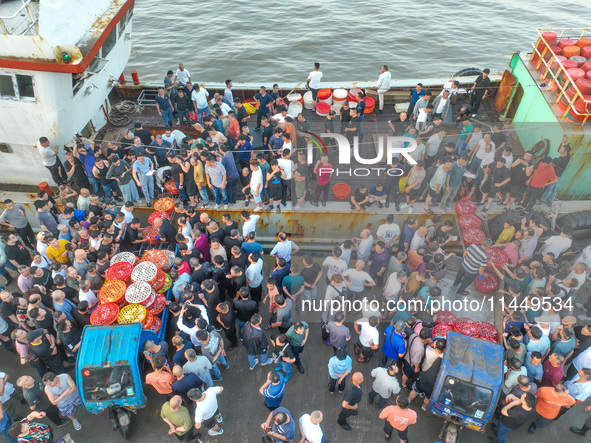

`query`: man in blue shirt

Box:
[220,145,240,204]
[259,370,285,411]
[381,320,407,367]
[74,139,98,196]
[262,406,295,442]
[407,83,426,117]
[155,87,174,127]
[254,86,274,130]
[398,218,417,253]
[236,135,253,169]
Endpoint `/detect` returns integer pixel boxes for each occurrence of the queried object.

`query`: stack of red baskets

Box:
[474,271,499,294]
[458,214,482,230]
[148,211,170,226]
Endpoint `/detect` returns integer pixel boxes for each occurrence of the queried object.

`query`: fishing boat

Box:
[1,1,591,244]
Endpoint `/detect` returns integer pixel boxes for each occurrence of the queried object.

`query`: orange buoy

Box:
[317,88,332,101]
[567,95,591,121]
[562,45,581,58]
[39,182,53,196]
[577,37,591,49]
[130,70,140,85]
[363,96,375,114]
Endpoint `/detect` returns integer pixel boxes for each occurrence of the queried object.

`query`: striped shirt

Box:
[462,244,488,274]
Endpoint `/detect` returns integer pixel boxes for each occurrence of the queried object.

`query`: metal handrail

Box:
[529,28,591,125]
[0,0,33,19]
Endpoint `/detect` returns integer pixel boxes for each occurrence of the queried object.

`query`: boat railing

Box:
[136,88,159,111]
[530,27,591,126]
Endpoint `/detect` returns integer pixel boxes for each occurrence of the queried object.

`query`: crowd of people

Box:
[0,63,590,443]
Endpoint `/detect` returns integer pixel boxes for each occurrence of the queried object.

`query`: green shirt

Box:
[283,274,305,297]
[286,321,309,347]
[459,123,474,141]
[160,402,193,436]
[504,276,528,295]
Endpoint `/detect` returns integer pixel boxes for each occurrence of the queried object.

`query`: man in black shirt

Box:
[216,302,238,350]
[505,152,533,210]
[3,233,32,267]
[223,229,242,257]
[56,318,82,360]
[222,214,238,237]
[490,392,536,442]
[120,218,143,253]
[295,113,311,148]
[154,217,177,250]
[469,68,492,115]
[72,301,91,329]
[388,112,410,136]
[234,288,259,339]
[481,158,511,212]
[350,185,369,211]
[338,372,363,431]
[134,122,154,146]
[227,266,246,300]
[190,259,211,286]
[339,102,351,134]
[344,109,360,144]
[27,328,65,374]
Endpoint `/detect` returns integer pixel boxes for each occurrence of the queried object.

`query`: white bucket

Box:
[331,102,343,112]
[333,88,348,102]
[287,93,302,103]
[348,101,359,108]
[319,95,333,105]
[287,102,303,118]
[303,91,314,109]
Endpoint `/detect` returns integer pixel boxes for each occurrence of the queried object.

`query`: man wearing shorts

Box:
[379,395,417,442]
[307,63,323,112]
[188,386,224,437]
[266,160,286,214]
[401,160,426,215]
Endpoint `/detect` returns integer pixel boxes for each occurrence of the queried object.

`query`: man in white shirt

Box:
[191,85,210,125]
[343,260,375,301]
[270,232,299,264]
[415,103,433,132]
[249,161,264,211]
[376,65,392,112]
[322,247,348,282]
[540,227,572,259]
[299,411,325,443]
[354,316,380,363]
[189,386,224,436]
[432,90,451,122]
[425,129,447,161]
[376,214,400,249]
[307,62,323,112]
[174,63,191,85]
[241,211,260,239]
[223,79,234,107]
[368,365,400,408]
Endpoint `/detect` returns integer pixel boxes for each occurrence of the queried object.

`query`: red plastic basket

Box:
[141,226,160,246]
[90,303,119,325]
[147,294,167,315]
[455,200,477,215]
[477,322,499,342]
[454,318,479,337]
[142,310,155,329]
[474,271,499,294]
[163,180,179,196]
[462,228,486,247]
[150,269,167,291]
[141,249,167,269]
[435,310,457,325]
[432,323,453,339]
[148,210,170,226]
[147,315,161,333]
[105,262,134,284]
[458,214,482,230]
[332,183,351,200]
[98,280,127,305]
[487,247,508,267]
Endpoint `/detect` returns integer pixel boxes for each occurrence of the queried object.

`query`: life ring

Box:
[453,68,483,77]
[529,139,550,163]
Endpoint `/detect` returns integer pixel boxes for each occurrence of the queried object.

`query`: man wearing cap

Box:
[106,154,139,203]
[0,200,36,249]
[27,328,65,374]
[132,152,155,207]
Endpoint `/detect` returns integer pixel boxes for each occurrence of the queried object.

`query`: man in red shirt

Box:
[311,155,333,207]
[145,355,175,402]
[379,395,417,442]
[522,156,557,213]
[529,384,575,434]
[540,353,565,387]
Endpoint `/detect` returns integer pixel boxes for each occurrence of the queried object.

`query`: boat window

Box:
[437,376,493,420]
[16,74,35,99]
[87,57,109,75]
[0,74,16,98]
[81,365,135,402]
[102,27,117,58]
